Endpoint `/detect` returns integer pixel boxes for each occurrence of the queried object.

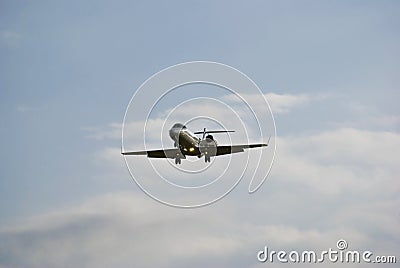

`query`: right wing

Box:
[216,143,267,156]
[122,148,185,159]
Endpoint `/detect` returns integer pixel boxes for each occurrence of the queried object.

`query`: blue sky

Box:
[1,1,399,267]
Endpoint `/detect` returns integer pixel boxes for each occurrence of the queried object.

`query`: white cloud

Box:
[333,114,400,131]
[265,93,312,113]
[16,105,31,113]
[1,31,21,47]
[85,91,282,145]
[3,125,397,267]
[16,104,40,113]
[1,181,398,268]
[223,92,329,114]
[84,119,172,144]
[58,89,400,268]
[82,123,122,140]
[0,193,246,268]
[274,128,400,196]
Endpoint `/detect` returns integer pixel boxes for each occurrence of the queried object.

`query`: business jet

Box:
[122,123,268,164]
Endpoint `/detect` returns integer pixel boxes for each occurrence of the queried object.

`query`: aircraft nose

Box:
[169,127,178,139]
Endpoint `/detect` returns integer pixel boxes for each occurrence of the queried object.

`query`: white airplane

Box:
[122,123,268,164]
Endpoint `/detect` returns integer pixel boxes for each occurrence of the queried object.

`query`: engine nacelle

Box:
[199,137,217,157]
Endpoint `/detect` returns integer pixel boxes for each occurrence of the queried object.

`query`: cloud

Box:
[16,104,39,113]
[82,123,122,140]
[1,31,21,47]
[89,91,329,150]
[85,91,283,144]
[264,93,312,114]
[274,128,400,196]
[63,91,399,267]
[1,178,398,268]
[3,125,394,267]
[0,193,247,268]
[369,115,400,129]
[84,119,172,144]
[223,93,329,114]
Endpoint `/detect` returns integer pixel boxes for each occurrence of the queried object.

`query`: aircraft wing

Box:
[122,148,185,159]
[216,143,267,156]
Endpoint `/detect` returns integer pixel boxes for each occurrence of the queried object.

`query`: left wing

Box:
[216,143,267,156]
[122,148,185,159]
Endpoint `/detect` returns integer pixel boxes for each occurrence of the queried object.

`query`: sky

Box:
[0,0,399,267]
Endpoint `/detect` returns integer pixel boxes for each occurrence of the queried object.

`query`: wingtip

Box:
[266,136,271,146]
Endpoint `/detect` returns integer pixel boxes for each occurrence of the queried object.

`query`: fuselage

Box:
[169,123,200,156]
[169,123,217,157]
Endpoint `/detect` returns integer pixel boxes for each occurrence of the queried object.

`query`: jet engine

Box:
[194,128,234,163]
[199,135,217,162]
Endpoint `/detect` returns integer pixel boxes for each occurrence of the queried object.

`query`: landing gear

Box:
[175,157,181,164]
[205,155,211,163]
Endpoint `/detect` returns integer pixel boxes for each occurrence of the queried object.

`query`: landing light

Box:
[189,147,195,152]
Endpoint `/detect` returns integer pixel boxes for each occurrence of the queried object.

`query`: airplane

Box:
[122,123,269,164]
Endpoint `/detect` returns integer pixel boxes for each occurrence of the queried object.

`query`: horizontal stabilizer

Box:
[194,130,235,134]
